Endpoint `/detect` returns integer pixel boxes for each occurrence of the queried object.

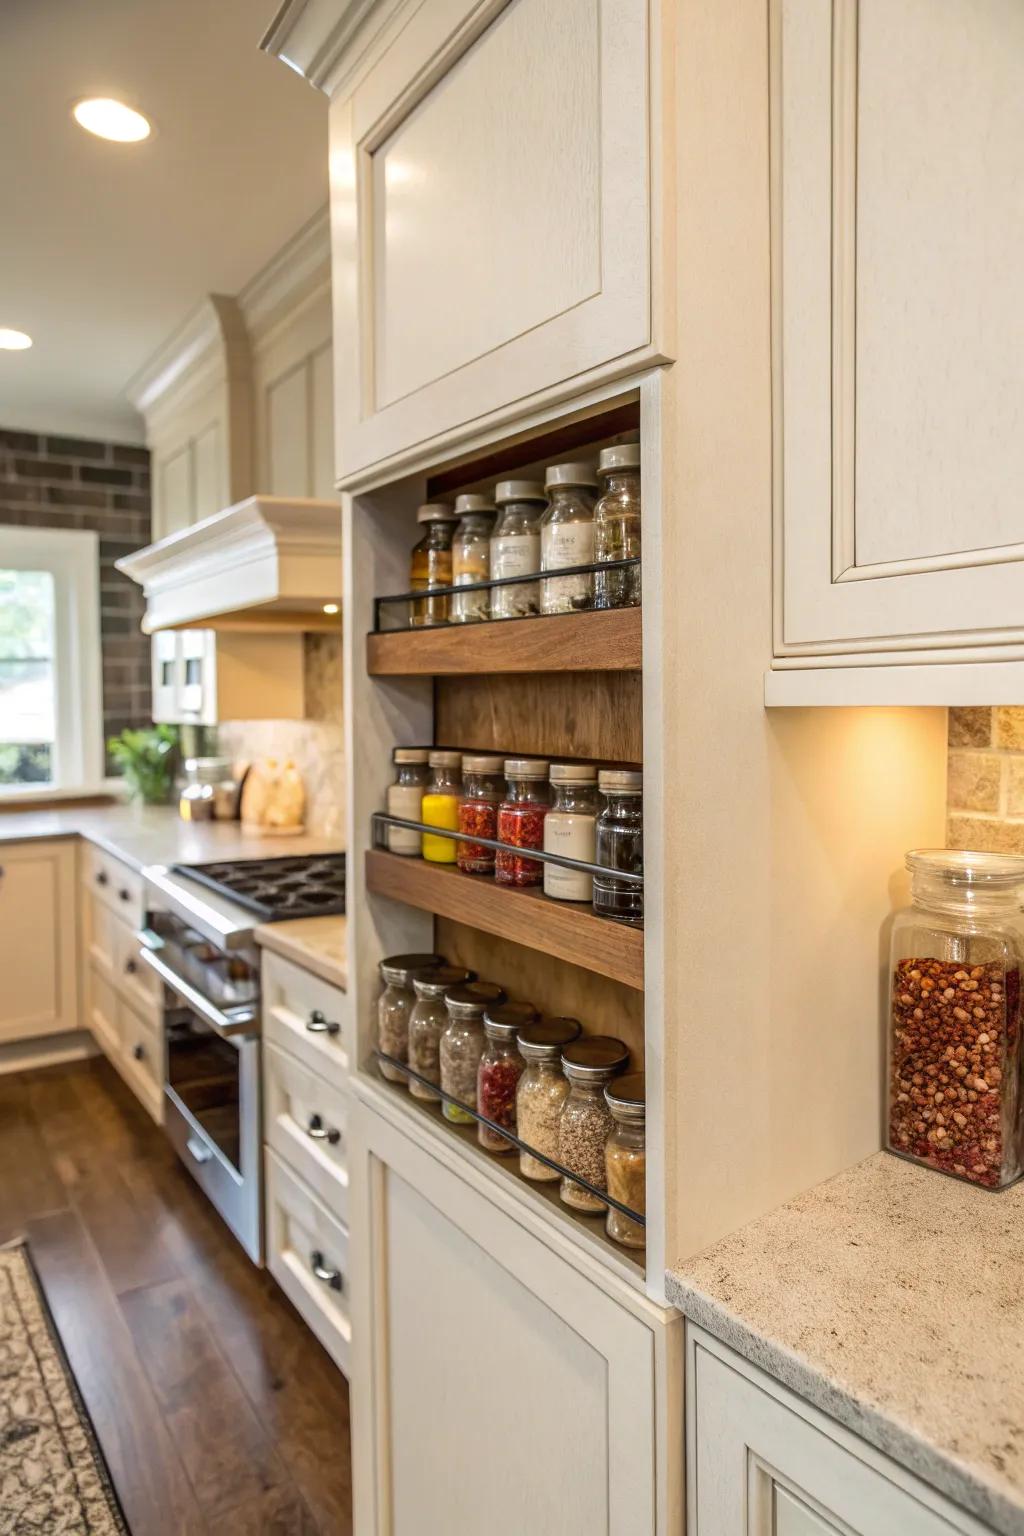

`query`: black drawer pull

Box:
[307,1113,341,1146]
[306,1009,339,1036]
[310,1251,342,1291]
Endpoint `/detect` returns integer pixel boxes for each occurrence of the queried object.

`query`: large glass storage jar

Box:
[477,1001,539,1152]
[386,746,430,856]
[490,480,546,620]
[515,1017,582,1179]
[543,763,598,902]
[495,758,549,887]
[457,754,505,875]
[407,966,474,1100]
[421,750,462,863]
[439,982,507,1124]
[558,1036,629,1211]
[539,462,598,615]
[593,443,641,610]
[377,953,444,1082]
[604,1073,646,1249]
[888,850,1024,1189]
[593,769,643,926]
[450,494,495,623]
[409,503,458,628]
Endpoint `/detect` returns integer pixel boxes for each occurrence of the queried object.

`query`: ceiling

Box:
[0,0,328,444]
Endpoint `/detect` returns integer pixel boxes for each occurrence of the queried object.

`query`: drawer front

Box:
[84,891,119,977]
[88,966,120,1058]
[116,997,164,1111]
[112,919,161,1020]
[265,1147,350,1375]
[83,843,144,928]
[263,952,351,1087]
[264,1041,349,1220]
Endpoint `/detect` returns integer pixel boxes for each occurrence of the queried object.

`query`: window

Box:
[0,528,103,796]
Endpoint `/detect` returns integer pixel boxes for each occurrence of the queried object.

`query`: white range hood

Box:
[116,493,342,633]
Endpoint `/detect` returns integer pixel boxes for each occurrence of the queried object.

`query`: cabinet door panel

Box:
[192,422,222,522]
[0,842,77,1042]
[267,363,310,497]
[310,344,335,500]
[158,445,192,539]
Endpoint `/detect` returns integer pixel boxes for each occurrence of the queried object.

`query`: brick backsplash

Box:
[0,426,152,772]
[947,708,1024,852]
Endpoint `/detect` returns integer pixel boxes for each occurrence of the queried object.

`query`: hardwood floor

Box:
[0,1057,353,1535]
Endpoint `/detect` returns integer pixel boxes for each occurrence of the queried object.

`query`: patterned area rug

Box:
[0,1242,128,1534]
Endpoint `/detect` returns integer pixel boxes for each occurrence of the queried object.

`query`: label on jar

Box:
[543,812,595,901]
[541,523,595,613]
[386,783,424,856]
[491,533,540,619]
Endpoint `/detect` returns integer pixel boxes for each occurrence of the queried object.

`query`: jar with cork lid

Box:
[495,759,549,887]
[558,1036,629,1212]
[450,493,495,624]
[490,480,546,620]
[421,750,462,863]
[593,443,641,609]
[543,763,598,902]
[409,503,458,628]
[539,462,599,615]
[386,747,430,856]
[604,1072,646,1248]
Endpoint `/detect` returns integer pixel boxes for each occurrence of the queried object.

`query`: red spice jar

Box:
[888,850,1024,1190]
[495,758,550,887]
[477,1001,539,1152]
[457,754,505,875]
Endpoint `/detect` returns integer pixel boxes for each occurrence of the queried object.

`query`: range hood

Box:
[116,494,341,633]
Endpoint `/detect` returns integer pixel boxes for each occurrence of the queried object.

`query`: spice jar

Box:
[439,982,507,1124]
[421,749,462,863]
[539,462,599,615]
[593,769,643,926]
[543,763,598,902]
[495,759,549,887]
[456,754,505,875]
[477,1001,539,1152]
[450,494,495,624]
[593,444,641,610]
[604,1073,646,1249]
[515,1018,583,1179]
[888,850,1024,1189]
[386,746,430,856]
[558,1036,629,1212]
[409,503,458,628]
[490,480,546,620]
[407,966,475,1099]
[377,952,445,1082]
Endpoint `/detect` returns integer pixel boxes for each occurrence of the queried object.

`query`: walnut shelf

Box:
[365,849,644,991]
[366,606,642,676]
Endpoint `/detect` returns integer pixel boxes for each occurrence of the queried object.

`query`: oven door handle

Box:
[137,943,257,1039]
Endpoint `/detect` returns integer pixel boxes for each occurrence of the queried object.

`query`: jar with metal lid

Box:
[407,965,475,1099]
[558,1036,629,1211]
[377,952,445,1082]
[515,1017,583,1179]
[604,1072,646,1248]
[593,443,641,610]
[386,746,430,856]
[421,749,462,863]
[495,758,549,887]
[477,1001,539,1152]
[490,480,546,620]
[540,462,599,615]
[543,763,598,902]
[888,850,1024,1189]
[451,494,495,624]
[439,982,507,1124]
[410,503,458,628]
[594,769,643,926]
[457,754,505,875]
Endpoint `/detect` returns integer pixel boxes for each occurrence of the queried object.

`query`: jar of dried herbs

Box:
[593,769,643,926]
[490,480,546,620]
[407,966,474,1100]
[593,444,641,609]
[439,982,507,1124]
[450,494,495,624]
[515,1017,582,1180]
[409,503,458,628]
[376,952,445,1082]
[457,754,505,875]
[604,1072,646,1249]
[539,462,598,614]
[477,1001,539,1152]
[558,1036,629,1212]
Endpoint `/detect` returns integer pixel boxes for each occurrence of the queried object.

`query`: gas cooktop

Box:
[171,853,346,923]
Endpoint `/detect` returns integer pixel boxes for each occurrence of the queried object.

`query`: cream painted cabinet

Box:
[0,840,78,1043]
[150,629,306,725]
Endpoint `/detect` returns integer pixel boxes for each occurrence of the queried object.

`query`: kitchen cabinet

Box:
[0,840,78,1044]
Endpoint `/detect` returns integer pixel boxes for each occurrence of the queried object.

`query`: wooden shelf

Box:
[367,606,641,676]
[365,849,644,990]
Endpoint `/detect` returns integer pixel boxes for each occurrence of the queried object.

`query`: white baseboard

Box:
[0,1031,99,1076]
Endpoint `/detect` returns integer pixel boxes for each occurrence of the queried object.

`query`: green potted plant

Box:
[107,724,179,805]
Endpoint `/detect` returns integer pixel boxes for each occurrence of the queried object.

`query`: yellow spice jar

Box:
[422,748,462,862]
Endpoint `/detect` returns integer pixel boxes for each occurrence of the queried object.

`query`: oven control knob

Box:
[306,1009,340,1036]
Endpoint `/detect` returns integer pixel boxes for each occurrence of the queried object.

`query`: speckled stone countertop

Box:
[666,1153,1024,1535]
[254,915,347,991]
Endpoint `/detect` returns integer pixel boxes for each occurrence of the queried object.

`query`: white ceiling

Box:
[0,0,328,444]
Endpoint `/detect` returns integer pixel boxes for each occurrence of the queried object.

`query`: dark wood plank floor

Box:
[0,1057,353,1536]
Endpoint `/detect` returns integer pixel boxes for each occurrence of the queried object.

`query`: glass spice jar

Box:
[385,746,430,857]
[515,1017,582,1179]
[495,758,550,887]
[407,966,475,1100]
[457,754,505,875]
[421,749,462,863]
[409,503,458,628]
[888,849,1024,1189]
[604,1072,646,1249]
[539,462,599,615]
[490,480,546,620]
[558,1036,629,1212]
[439,982,507,1124]
[593,444,641,610]
[593,769,643,927]
[450,494,495,624]
[543,763,598,902]
[376,952,445,1082]
[477,1001,539,1152]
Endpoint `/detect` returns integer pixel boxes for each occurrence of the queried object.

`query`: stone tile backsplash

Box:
[947,708,1024,853]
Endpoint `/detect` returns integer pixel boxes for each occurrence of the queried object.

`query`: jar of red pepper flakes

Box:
[456,754,505,874]
[477,1001,539,1152]
[888,849,1024,1190]
[495,758,550,886]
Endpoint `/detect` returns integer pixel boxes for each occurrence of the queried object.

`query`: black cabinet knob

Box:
[132,1044,145,1062]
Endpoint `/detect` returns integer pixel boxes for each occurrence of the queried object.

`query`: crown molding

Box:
[260,0,409,98]
[125,294,250,418]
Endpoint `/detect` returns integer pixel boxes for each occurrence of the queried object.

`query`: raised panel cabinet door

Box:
[267,362,310,497]
[0,841,78,1042]
[156,443,193,539]
[310,344,334,500]
[192,421,222,522]
[773,0,1024,658]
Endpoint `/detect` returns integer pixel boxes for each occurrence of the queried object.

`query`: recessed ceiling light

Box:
[0,328,32,351]
[73,98,151,143]
[322,603,340,615]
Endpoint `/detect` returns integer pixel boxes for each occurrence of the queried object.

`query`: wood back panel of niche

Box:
[435,671,642,764]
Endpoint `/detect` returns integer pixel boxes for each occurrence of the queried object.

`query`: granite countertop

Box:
[666,1152,1024,1535]
[254,915,347,991]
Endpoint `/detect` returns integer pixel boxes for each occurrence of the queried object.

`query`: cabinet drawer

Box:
[262,952,350,1087]
[88,966,120,1058]
[265,1147,350,1375]
[83,843,144,928]
[116,997,164,1119]
[264,1041,349,1220]
[84,890,119,977]
[112,919,160,1020]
